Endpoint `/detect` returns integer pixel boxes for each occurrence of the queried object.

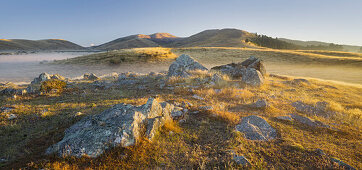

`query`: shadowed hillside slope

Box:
[0,39,85,52]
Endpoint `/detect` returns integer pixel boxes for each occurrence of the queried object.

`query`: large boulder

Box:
[167,54,208,77]
[31,73,51,84]
[241,56,266,76]
[241,68,264,86]
[46,98,175,158]
[236,115,277,141]
[211,56,266,78]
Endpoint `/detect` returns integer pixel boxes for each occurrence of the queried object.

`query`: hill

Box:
[0,39,85,52]
[94,29,259,50]
[93,33,180,50]
[279,38,362,53]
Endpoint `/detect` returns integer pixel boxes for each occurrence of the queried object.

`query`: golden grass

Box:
[53,47,177,65]
[0,39,12,42]
[1,66,361,169]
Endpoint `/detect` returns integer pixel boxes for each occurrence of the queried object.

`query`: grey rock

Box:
[211,56,266,79]
[233,155,251,166]
[83,73,99,80]
[276,116,293,121]
[192,94,204,100]
[167,54,208,77]
[236,115,277,141]
[211,73,223,83]
[7,113,17,120]
[46,98,173,158]
[31,73,51,84]
[241,68,264,86]
[293,78,310,84]
[249,99,268,109]
[292,101,334,118]
[51,74,65,81]
[289,114,329,127]
[330,158,356,170]
[171,107,184,119]
[198,106,213,111]
[0,107,15,113]
[242,56,266,76]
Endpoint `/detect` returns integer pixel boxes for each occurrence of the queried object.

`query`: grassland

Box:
[52,47,177,65]
[0,70,361,169]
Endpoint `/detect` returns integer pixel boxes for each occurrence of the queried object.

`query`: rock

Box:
[211,63,246,78]
[330,158,356,170]
[46,98,173,158]
[241,68,264,86]
[7,113,17,120]
[0,88,17,95]
[51,74,65,81]
[0,107,15,113]
[167,54,208,77]
[276,115,293,121]
[293,78,310,84]
[83,73,99,80]
[171,107,184,119]
[236,115,277,141]
[292,101,334,118]
[192,94,204,100]
[289,114,329,127]
[248,99,268,109]
[315,148,326,156]
[31,73,51,84]
[211,56,266,79]
[241,56,266,76]
[211,73,223,83]
[198,106,213,111]
[233,155,251,166]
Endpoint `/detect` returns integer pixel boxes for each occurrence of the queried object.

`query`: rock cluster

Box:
[46,98,179,158]
[236,115,277,141]
[211,56,266,86]
[167,54,208,77]
[31,73,65,84]
[83,73,99,80]
[292,101,334,118]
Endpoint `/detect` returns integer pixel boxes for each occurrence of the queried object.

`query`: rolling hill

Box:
[0,39,85,52]
[93,29,259,50]
[279,38,362,52]
[93,33,180,50]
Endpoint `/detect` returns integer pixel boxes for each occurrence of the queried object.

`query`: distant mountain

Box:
[94,29,259,50]
[93,33,180,50]
[279,38,361,52]
[169,28,256,47]
[0,39,85,52]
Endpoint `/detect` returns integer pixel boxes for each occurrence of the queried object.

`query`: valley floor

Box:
[0,70,361,169]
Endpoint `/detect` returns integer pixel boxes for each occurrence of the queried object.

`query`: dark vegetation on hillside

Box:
[249,34,344,51]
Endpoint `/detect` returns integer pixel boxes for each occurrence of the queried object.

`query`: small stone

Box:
[233,155,251,166]
[276,116,293,121]
[192,95,204,100]
[171,107,184,119]
[236,115,277,141]
[7,114,17,120]
[249,99,268,109]
[83,73,99,80]
[198,106,213,111]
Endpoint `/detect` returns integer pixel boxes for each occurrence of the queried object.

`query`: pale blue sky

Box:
[1,0,361,46]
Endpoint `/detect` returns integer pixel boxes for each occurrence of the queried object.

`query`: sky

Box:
[1,0,361,47]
